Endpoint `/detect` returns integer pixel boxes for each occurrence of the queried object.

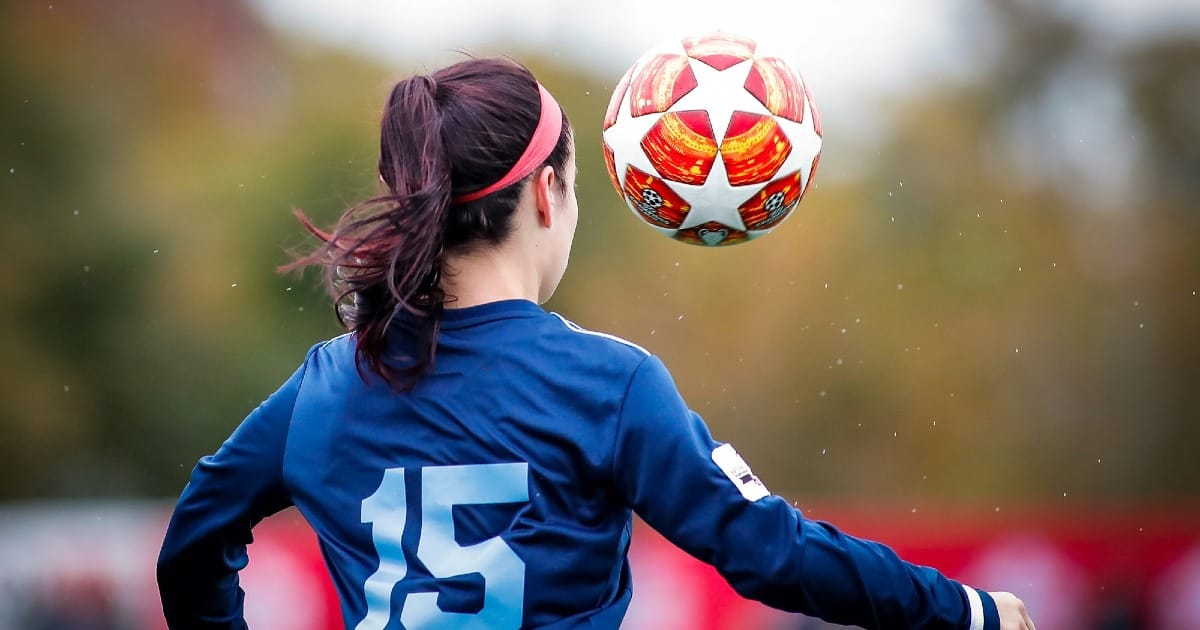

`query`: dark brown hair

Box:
[283,58,573,389]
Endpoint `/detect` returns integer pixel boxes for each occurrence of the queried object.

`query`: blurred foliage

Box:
[0,1,1196,506]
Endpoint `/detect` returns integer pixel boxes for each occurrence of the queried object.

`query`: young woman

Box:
[157,58,1035,630]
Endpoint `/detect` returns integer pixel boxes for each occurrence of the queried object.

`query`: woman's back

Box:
[284,300,647,627]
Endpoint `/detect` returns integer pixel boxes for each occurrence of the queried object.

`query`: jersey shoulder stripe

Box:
[550,313,649,356]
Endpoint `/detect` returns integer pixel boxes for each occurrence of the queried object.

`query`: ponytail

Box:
[285,74,451,388]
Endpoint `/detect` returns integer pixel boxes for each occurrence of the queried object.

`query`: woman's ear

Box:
[533,165,558,228]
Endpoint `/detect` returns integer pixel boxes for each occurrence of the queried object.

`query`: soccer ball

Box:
[602,32,822,247]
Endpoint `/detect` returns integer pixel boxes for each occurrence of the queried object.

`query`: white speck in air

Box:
[73,209,79,216]
[911,507,917,513]
[819,391,827,397]
[83,265,90,272]
[286,287,292,291]
[1139,323,1144,329]
[674,261,680,267]
[231,283,238,288]
[153,249,159,254]
[63,385,70,392]
[835,358,843,366]
[650,329,656,335]
[888,192,893,198]
[1015,347,1020,353]
[840,328,847,334]
[299,306,305,311]
[677,314,683,321]
[897,283,904,290]
[899,180,904,187]
[995,506,1001,512]
[1133,300,1140,306]
[821,448,826,455]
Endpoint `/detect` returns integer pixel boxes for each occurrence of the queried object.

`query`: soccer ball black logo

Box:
[764,191,785,213]
[635,188,667,222]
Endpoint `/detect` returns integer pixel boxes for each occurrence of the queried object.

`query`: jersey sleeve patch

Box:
[711,443,769,502]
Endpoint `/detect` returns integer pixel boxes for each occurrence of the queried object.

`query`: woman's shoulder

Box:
[542,312,650,363]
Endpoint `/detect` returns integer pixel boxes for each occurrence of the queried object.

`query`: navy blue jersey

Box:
[158,299,999,629]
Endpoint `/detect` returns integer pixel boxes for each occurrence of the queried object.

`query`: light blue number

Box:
[357,468,409,630]
[356,463,529,630]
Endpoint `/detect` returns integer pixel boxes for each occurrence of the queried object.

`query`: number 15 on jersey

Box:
[356,463,530,630]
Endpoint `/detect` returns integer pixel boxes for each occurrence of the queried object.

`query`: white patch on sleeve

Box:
[711,443,770,502]
[963,585,984,630]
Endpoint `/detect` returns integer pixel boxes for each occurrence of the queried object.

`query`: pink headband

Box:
[453,83,563,204]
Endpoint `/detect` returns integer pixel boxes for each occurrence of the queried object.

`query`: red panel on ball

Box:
[673,221,749,247]
[682,32,756,71]
[628,54,698,117]
[603,141,618,190]
[739,170,802,231]
[621,165,691,229]
[805,77,822,136]
[604,66,634,130]
[720,111,792,186]
[641,110,718,185]
[743,57,806,123]
[805,153,820,195]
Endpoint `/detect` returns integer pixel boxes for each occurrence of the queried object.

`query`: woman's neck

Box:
[440,246,539,308]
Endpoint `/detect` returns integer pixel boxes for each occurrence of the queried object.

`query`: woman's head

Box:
[286,57,575,389]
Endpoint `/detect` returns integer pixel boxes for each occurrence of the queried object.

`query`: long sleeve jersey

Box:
[158,298,998,629]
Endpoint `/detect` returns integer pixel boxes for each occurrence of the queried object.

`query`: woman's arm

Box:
[156,349,312,628]
[611,355,1000,630]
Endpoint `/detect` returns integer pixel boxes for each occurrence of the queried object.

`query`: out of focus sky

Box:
[251,0,1200,134]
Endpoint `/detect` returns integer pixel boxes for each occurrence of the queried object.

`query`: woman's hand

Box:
[989,592,1035,630]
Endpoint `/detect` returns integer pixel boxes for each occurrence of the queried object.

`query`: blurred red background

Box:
[1,502,1197,629]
